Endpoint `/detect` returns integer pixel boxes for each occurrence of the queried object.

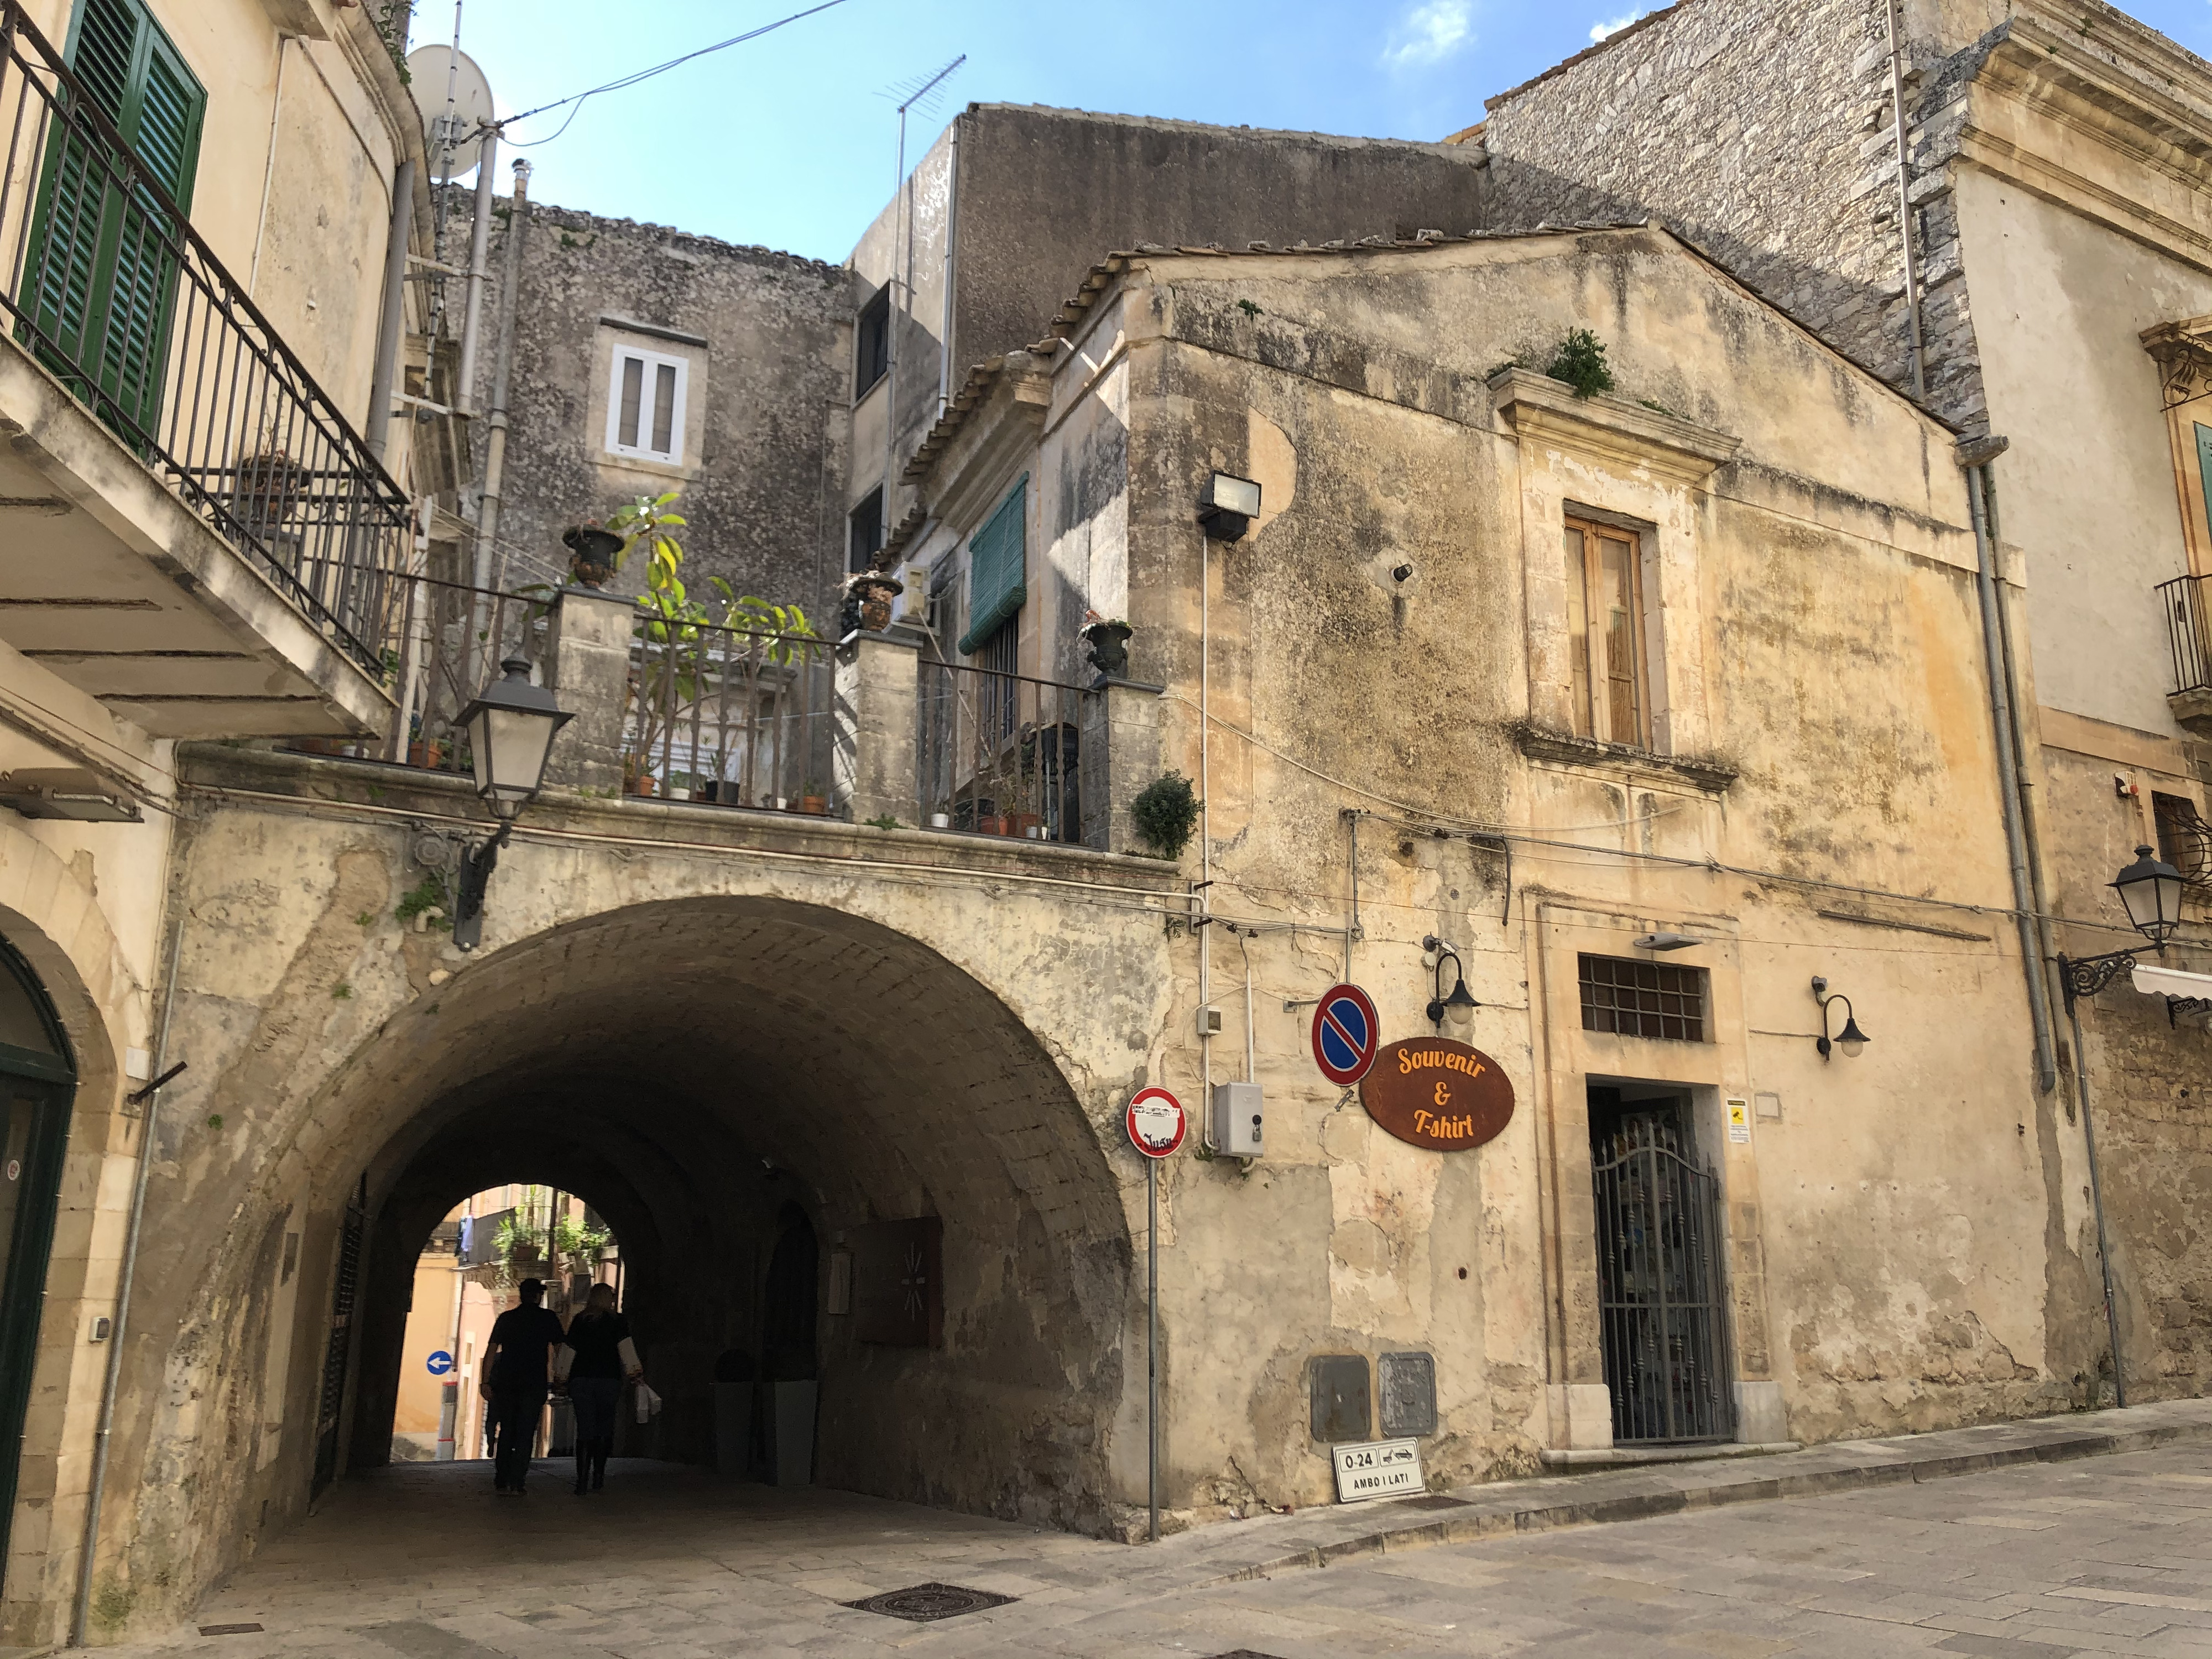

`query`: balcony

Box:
[2159,573,2212,735]
[0,3,397,739]
[310,580,1165,856]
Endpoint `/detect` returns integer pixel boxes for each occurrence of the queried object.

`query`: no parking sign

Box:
[1311,983,1380,1087]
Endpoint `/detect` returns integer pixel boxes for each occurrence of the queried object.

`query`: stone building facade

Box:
[0,0,454,1644]
[1464,0,2212,1407]
[450,195,853,618]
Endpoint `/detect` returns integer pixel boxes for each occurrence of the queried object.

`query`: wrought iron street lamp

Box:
[451,657,572,952]
[1812,976,1868,1061]
[1422,935,1479,1031]
[2058,844,2188,1011]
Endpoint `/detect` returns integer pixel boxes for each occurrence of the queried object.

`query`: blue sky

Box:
[415,0,2212,264]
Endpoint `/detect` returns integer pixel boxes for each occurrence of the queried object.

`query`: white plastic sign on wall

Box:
[1332,1437,1425,1503]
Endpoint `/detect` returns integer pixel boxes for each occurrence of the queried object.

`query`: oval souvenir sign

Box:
[1125,1087,1187,1159]
[1359,1038,1514,1151]
[1311,983,1380,1087]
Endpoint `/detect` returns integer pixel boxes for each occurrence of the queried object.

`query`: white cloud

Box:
[1589,10,1646,41]
[1383,0,1475,70]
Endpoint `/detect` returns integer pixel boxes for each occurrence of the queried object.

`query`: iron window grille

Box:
[2152,790,2212,891]
[1579,954,1707,1042]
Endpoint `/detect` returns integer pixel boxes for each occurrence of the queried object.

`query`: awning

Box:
[2131,962,2212,1024]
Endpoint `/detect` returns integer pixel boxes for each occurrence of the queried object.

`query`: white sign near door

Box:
[1332,1437,1424,1502]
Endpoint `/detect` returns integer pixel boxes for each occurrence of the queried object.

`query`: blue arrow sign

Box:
[425,1349,455,1376]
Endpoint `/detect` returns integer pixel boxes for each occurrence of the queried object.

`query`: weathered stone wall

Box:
[1480,0,1923,399]
[456,192,852,619]
[989,226,2083,1512]
[81,747,1183,1639]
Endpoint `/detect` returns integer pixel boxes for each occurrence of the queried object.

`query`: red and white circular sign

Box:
[1125,1087,1186,1159]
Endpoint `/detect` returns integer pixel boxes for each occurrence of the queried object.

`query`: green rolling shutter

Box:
[22,0,205,437]
[2196,424,2212,545]
[958,476,1028,655]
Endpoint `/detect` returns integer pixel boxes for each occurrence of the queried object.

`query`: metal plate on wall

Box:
[1378,1350,1437,1437]
[1310,1354,1371,1442]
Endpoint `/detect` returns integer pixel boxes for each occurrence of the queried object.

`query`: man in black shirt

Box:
[483,1279,566,1495]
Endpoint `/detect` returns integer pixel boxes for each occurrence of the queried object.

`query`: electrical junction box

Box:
[1211,1082,1264,1157]
[1196,1008,1223,1037]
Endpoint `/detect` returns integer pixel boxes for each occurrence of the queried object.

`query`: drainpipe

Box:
[454,126,499,418]
[1960,438,2058,1095]
[1884,0,1927,400]
[471,159,531,682]
[937,115,959,420]
[69,913,186,1646]
[364,156,418,463]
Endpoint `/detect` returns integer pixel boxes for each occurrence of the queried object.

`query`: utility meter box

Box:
[1211,1082,1264,1157]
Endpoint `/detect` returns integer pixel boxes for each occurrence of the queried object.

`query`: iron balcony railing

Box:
[2159,572,2212,698]
[918,658,1087,842]
[623,618,835,810]
[0,3,406,672]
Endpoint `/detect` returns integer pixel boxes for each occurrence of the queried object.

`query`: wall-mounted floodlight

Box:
[1198,473,1261,542]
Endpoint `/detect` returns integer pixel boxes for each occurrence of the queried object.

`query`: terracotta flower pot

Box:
[800,794,827,815]
[839,572,905,635]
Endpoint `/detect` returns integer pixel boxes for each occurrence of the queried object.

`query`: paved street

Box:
[92,1417,2212,1659]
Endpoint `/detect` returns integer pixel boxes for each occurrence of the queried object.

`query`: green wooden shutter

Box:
[21,0,204,436]
[2195,424,2212,546]
[958,476,1029,654]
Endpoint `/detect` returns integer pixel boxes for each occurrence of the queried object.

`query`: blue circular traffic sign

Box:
[425,1349,455,1376]
[1312,983,1380,1086]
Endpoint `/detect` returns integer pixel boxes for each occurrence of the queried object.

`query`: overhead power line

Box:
[504,0,853,147]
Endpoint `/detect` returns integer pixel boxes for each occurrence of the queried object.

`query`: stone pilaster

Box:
[543,589,633,795]
[832,632,920,826]
[1079,677,1164,854]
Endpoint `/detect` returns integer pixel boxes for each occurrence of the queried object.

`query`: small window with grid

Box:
[1578,954,1707,1042]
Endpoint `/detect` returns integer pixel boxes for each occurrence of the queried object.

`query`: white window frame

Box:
[603,344,688,464]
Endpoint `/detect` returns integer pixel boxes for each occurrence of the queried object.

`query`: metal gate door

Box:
[1592,1117,1735,1443]
[310,1181,367,1494]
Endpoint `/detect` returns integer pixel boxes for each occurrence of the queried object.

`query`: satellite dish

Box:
[406,45,497,178]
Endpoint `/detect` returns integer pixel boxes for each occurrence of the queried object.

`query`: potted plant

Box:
[405,714,443,770]
[1081,611,1134,678]
[562,522,624,589]
[234,448,304,534]
[799,779,827,815]
[839,570,904,635]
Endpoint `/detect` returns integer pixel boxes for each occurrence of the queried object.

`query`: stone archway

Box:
[314,895,1136,1531]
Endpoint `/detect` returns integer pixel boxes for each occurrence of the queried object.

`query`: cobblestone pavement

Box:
[99,1437,2212,1657]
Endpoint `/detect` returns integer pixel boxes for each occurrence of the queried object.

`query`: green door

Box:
[19,0,205,440]
[0,941,76,1594]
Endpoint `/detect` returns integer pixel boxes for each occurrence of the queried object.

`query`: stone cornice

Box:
[2141,318,2212,406]
[1957,20,2212,272]
[1486,367,1740,486]
[1510,721,1740,795]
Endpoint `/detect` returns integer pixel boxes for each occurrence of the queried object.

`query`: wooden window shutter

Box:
[22,0,204,436]
[958,476,1028,654]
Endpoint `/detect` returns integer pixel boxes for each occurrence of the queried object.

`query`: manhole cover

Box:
[841,1582,1016,1622]
[197,1624,264,1636]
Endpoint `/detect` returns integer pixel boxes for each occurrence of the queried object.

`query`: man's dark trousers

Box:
[492,1386,546,1490]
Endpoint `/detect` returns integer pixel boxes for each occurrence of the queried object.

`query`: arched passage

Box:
[314,895,1136,1530]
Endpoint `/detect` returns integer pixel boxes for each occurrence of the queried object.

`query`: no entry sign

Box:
[1125,1087,1187,1159]
[1311,983,1380,1087]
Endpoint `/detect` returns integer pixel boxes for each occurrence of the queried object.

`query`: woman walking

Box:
[555,1284,642,1495]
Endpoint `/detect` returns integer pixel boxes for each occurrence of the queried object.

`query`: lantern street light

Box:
[1422,935,1480,1032]
[2058,844,2190,1011]
[450,658,572,952]
[1812,976,1869,1061]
